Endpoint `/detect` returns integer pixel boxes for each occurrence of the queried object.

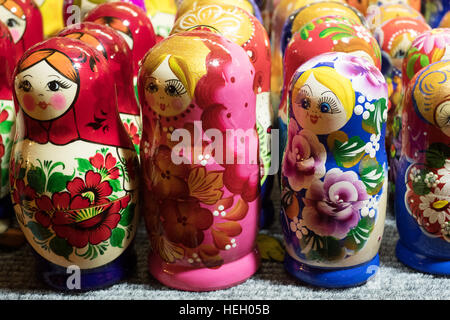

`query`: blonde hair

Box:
[142,35,210,97]
[293,66,355,121]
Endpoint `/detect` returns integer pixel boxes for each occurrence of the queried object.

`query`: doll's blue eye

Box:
[301,98,310,109]
[320,102,331,113]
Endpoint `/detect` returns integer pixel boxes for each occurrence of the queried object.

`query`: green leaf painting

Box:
[333,136,366,168]
[359,156,385,195]
[76,158,93,174]
[362,98,388,135]
[27,166,46,194]
[110,228,125,248]
[426,143,450,169]
[49,237,73,260]
[119,203,135,227]
[344,217,375,252]
[27,221,52,241]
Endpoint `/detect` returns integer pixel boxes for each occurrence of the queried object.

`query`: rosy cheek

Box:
[171,98,184,111]
[50,93,67,110]
[23,94,35,111]
[146,93,155,107]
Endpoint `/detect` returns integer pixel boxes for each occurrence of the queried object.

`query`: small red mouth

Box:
[310,115,319,124]
[38,101,49,110]
[160,103,166,111]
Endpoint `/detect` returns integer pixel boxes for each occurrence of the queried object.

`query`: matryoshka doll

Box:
[0,21,23,248]
[395,59,450,275]
[270,0,346,110]
[34,0,64,37]
[10,37,139,290]
[279,15,381,164]
[139,31,261,291]
[0,0,43,62]
[171,4,274,227]
[144,0,177,41]
[388,29,450,202]
[281,52,388,287]
[367,0,421,12]
[57,22,142,155]
[83,1,156,84]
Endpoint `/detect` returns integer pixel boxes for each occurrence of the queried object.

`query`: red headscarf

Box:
[13,37,134,149]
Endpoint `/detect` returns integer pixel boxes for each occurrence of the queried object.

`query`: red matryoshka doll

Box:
[395,59,450,275]
[83,1,157,83]
[0,0,43,62]
[279,15,381,137]
[0,21,23,248]
[10,37,139,290]
[270,0,346,108]
[388,29,450,198]
[171,3,274,227]
[57,22,142,155]
[139,31,261,291]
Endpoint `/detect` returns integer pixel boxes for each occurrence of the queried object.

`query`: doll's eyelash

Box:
[318,96,340,113]
[55,80,72,89]
[165,79,187,96]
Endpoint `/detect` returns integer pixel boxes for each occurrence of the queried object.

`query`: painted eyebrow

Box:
[23,74,32,79]
[321,90,339,99]
[165,78,181,83]
[48,74,61,79]
[300,84,312,93]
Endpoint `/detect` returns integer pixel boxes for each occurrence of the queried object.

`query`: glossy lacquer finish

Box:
[57,22,142,155]
[0,0,43,62]
[10,37,139,290]
[388,28,450,203]
[171,3,274,228]
[0,21,18,241]
[278,15,381,163]
[83,1,156,80]
[395,60,450,275]
[281,52,388,288]
[139,31,261,291]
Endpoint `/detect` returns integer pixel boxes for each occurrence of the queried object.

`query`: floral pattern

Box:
[303,169,368,239]
[404,143,450,241]
[10,146,138,264]
[283,121,326,191]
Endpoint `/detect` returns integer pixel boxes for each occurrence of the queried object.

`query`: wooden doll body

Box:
[139,31,261,291]
[281,52,388,288]
[395,60,450,275]
[11,37,139,290]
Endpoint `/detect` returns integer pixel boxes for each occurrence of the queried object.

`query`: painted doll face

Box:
[144,55,190,117]
[15,60,78,121]
[435,100,450,137]
[292,72,348,135]
[0,5,26,43]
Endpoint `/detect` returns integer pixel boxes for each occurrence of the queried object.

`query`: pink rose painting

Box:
[302,168,369,239]
[283,121,326,191]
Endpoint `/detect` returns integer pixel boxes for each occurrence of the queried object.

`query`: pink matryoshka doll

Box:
[10,37,139,290]
[57,22,142,155]
[279,15,381,153]
[83,1,157,83]
[0,0,43,62]
[388,28,450,203]
[281,52,389,287]
[138,31,261,291]
[0,20,23,248]
[395,59,450,274]
[171,3,274,228]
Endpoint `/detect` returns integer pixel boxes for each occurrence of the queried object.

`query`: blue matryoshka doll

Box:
[395,59,450,275]
[280,52,389,288]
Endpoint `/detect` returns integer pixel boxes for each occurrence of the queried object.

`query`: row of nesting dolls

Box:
[0,0,274,291]
[0,0,447,292]
[271,0,450,287]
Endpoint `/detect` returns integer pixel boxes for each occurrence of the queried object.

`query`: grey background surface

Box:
[0,183,449,300]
